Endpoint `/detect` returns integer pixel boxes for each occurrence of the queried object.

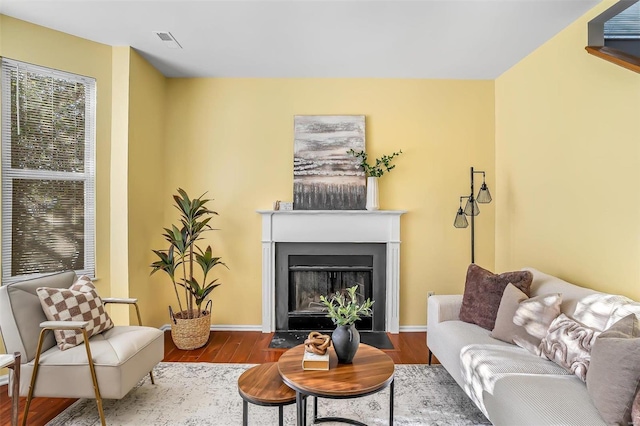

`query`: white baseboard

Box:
[160,324,425,332]
[160,324,263,332]
[0,373,7,386]
[399,325,428,332]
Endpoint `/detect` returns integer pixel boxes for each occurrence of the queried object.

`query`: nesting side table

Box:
[278,344,395,426]
[237,361,298,426]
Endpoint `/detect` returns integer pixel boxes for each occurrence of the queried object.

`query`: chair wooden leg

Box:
[82,330,106,426]
[10,352,20,426]
[428,349,432,365]
[149,370,155,385]
[22,329,49,426]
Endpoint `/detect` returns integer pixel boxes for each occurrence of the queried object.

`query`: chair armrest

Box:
[427,295,463,327]
[103,297,138,305]
[103,298,144,326]
[40,320,89,331]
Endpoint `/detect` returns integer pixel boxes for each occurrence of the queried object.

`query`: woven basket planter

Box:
[170,309,211,350]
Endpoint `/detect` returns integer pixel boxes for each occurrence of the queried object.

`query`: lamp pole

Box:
[454,166,491,264]
[470,166,476,264]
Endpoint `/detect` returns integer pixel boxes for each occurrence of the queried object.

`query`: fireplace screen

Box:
[275,242,386,332]
[288,255,373,330]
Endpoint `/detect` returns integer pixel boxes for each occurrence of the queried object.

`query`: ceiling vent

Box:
[153,31,182,49]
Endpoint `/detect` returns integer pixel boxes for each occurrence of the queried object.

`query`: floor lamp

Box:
[454,167,492,264]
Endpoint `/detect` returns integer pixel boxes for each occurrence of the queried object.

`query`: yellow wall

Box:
[0,15,113,295]
[109,46,132,324]
[164,78,495,327]
[127,49,168,327]
[0,17,170,344]
[495,0,640,300]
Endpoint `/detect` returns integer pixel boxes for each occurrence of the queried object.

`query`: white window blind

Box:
[605,1,640,39]
[1,58,96,284]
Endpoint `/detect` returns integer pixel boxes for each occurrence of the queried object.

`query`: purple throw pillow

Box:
[459,264,533,331]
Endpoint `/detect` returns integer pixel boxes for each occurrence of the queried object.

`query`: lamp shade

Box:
[463,198,480,216]
[454,207,469,228]
[477,183,492,204]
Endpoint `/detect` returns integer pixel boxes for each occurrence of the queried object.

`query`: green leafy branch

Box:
[319,285,374,326]
[150,189,228,318]
[347,149,403,178]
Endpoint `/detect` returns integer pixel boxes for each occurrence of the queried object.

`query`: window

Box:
[1,58,96,284]
[605,1,640,39]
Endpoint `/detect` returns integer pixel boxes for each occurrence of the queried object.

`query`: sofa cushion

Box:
[428,320,513,389]
[540,314,600,381]
[459,264,533,331]
[37,275,114,350]
[16,325,164,399]
[460,343,572,417]
[484,374,606,426]
[587,314,640,426]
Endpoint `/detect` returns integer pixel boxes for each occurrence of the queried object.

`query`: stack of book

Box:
[302,350,329,371]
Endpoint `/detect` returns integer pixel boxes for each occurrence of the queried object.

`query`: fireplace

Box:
[258,210,405,333]
[275,243,386,331]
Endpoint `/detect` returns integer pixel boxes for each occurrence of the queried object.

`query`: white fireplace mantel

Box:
[258,210,406,333]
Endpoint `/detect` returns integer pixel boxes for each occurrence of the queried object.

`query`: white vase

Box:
[366,176,379,211]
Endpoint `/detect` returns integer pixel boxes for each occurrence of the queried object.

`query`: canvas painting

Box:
[293,115,366,210]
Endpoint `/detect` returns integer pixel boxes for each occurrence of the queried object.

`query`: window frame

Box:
[0,58,96,284]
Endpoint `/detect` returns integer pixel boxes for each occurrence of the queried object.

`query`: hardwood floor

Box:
[0,331,433,426]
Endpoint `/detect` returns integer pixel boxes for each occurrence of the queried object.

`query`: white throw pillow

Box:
[573,293,631,331]
[606,301,640,330]
[512,292,562,356]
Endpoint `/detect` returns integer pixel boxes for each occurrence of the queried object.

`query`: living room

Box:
[0,0,639,424]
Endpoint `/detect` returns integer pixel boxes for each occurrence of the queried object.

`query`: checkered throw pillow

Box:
[36,275,114,350]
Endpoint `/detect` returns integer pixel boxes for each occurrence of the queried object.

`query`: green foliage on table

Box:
[320,285,374,327]
[347,149,403,178]
[150,188,228,318]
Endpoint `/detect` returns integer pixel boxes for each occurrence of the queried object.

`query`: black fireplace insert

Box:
[275,243,386,331]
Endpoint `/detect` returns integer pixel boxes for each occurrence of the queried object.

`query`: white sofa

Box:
[427,267,640,425]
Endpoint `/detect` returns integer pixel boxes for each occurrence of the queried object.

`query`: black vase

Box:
[332,324,360,364]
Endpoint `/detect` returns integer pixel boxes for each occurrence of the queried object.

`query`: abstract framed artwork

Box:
[293,115,366,210]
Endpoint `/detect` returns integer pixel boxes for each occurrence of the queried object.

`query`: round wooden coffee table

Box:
[278,343,395,426]
[238,362,297,426]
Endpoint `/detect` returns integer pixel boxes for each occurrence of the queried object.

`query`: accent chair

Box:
[0,271,164,426]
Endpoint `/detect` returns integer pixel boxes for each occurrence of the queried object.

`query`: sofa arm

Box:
[427,295,463,328]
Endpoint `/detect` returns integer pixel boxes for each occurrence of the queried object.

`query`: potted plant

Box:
[150,188,228,350]
[347,149,403,210]
[320,285,374,363]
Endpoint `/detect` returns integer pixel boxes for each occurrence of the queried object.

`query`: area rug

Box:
[269,330,395,349]
[46,363,490,425]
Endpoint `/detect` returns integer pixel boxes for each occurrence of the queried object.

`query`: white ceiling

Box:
[0,0,600,79]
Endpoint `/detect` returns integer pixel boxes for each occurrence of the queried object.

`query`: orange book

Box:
[302,350,330,371]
